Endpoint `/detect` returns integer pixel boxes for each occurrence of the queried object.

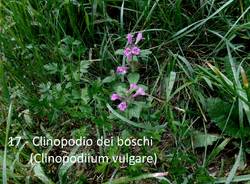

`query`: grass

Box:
[1,0,250,183]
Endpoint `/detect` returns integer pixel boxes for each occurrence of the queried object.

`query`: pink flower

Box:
[135,32,143,44]
[129,83,138,91]
[124,47,131,56]
[118,101,127,111]
[132,87,146,97]
[116,66,128,74]
[111,93,121,101]
[131,46,141,55]
[124,47,132,61]
[126,33,133,44]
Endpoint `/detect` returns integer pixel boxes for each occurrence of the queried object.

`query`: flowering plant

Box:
[109,32,151,114]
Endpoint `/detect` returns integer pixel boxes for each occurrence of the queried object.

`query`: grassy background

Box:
[1,0,250,183]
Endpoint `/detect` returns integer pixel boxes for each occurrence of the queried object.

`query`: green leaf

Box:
[102,76,116,84]
[44,63,58,74]
[202,76,213,90]
[216,174,250,183]
[115,49,124,55]
[22,109,33,127]
[80,60,91,73]
[171,0,234,41]
[58,147,79,184]
[226,142,243,184]
[193,131,220,148]
[73,71,80,81]
[72,89,81,100]
[61,36,74,45]
[33,163,55,184]
[3,102,13,184]
[206,138,231,166]
[107,103,147,129]
[140,49,152,57]
[166,71,176,102]
[0,61,9,103]
[128,103,144,119]
[84,9,90,32]
[206,98,250,138]
[128,73,140,84]
[115,83,127,96]
[103,172,170,184]
[81,88,89,103]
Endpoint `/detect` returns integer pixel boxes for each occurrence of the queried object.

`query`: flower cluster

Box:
[116,66,128,74]
[111,83,146,111]
[111,32,146,112]
[123,33,143,61]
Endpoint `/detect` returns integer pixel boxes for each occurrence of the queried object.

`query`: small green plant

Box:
[199,57,250,139]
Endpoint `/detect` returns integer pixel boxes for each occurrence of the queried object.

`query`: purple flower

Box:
[124,47,131,56]
[124,47,132,61]
[129,83,138,91]
[118,101,128,111]
[111,93,121,101]
[131,46,141,55]
[135,32,143,44]
[126,33,133,44]
[132,87,146,97]
[116,66,128,74]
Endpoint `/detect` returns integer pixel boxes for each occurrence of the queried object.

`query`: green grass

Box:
[1,0,250,183]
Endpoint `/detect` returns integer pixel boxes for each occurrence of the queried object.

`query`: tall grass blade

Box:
[2,102,13,184]
[166,71,176,103]
[216,174,250,183]
[0,61,10,103]
[171,0,233,41]
[225,142,243,184]
[103,172,170,184]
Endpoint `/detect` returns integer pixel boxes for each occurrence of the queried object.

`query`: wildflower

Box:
[118,101,128,111]
[132,87,146,97]
[111,93,121,101]
[124,47,132,61]
[116,66,128,74]
[126,33,133,44]
[129,83,138,91]
[131,46,141,55]
[135,32,143,44]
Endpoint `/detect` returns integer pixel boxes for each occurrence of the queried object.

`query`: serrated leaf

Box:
[193,131,220,148]
[206,98,250,138]
[81,88,89,104]
[128,104,143,119]
[44,63,58,74]
[80,60,91,73]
